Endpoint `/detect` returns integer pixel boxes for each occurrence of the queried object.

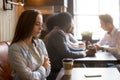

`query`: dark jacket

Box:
[46,27,84,71]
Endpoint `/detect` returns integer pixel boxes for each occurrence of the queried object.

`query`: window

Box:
[73,0,119,40]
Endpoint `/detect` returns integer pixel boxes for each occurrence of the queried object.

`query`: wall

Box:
[0,0,24,41]
[0,0,68,41]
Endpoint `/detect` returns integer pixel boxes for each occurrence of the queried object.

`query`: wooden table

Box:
[74,51,117,67]
[56,68,120,80]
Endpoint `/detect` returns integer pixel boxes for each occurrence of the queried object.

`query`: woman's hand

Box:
[43,56,51,69]
[26,67,31,71]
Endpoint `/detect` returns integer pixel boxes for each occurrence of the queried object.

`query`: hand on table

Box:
[94,44,104,51]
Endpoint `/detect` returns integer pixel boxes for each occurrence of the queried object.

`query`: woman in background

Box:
[44,13,85,50]
[8,10,51,80]
[46,12,95,80]
[65,21,86,51]
[43,13,58,44]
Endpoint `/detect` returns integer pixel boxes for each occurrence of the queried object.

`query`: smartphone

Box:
[84,74,102,78]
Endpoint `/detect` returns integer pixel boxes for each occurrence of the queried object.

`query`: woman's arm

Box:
[8,44,49,80]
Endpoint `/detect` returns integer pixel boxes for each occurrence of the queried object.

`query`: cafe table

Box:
[74,50,117,67]
[56,68,120,80]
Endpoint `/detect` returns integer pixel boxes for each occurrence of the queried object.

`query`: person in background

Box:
[95,14,120,60]
[46,12,95,80]
[43,13,58,44]
[45,13,85,51]
[8,10,51,80]
[65,20,86,51]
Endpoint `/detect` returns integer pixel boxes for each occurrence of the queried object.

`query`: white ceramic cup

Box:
[62,58,74,75]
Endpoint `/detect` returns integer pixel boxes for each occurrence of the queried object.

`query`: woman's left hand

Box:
[43,56,51,69]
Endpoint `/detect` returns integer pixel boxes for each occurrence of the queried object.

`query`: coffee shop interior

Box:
[0,0,120,80]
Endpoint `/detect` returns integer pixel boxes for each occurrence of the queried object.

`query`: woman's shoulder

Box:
[9,41,28,51]
[9,42,23,54]
[9,42,20,49]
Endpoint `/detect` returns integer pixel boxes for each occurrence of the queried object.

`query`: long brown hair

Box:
[11,10,41,44]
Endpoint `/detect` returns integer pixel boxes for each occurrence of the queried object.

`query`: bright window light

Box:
[73,0,119,40]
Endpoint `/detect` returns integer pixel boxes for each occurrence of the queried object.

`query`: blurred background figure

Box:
[43,13,58,44]
[94,14,120,60]
[64,20,86,51]
[45,12,95,80]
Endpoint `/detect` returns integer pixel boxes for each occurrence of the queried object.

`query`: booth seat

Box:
[0,41,12,80]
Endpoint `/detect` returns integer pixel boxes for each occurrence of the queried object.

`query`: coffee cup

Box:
[87,45,96,56]
[62,58,74,75]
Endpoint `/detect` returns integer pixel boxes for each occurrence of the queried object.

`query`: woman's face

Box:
[32,14,43,38]
[65,19,74,33]
[69,20,74,33]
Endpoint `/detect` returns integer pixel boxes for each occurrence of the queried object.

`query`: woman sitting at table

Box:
[45,12,95,80]
[65,23,86,51]
[44,13,86,51]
